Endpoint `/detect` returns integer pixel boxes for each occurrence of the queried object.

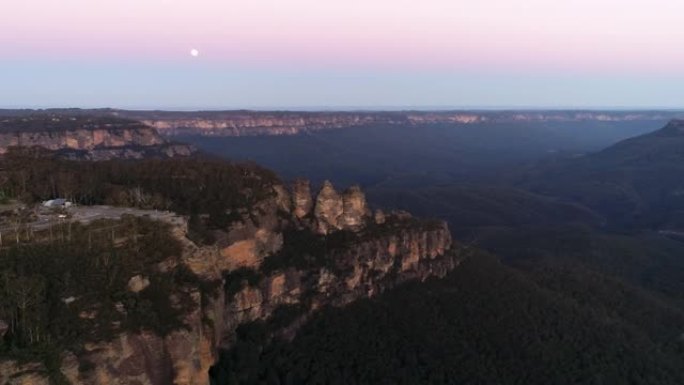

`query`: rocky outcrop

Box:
[314,181,345,234]
[313,181,371,234]
[1,181,464,385]
[273,185,291,214]
[291,179,313,220]
[127,275,151,293]
[0,115,195,160]
[218,228,284,271]
[341,185,370,230]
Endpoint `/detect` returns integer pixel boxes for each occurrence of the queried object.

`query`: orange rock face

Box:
[1,181,463,385]
[0,117,193,159]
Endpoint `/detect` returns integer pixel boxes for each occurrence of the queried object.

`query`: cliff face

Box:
[2,181,464,384]
[140,114,389,137]
[1,109,680,138]
[58,289,224,385]
[1,109,679,140]
[226,223,455,335]
[0,115,195,160]
[106,110,682,137]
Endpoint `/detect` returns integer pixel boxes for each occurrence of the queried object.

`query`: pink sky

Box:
[4,0,684,73]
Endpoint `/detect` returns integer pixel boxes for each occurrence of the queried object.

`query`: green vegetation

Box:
[478,224,684,308]
[184,119,684,385]
[0,115,143,134]
[367,184,601,235]
[0,149,279,236]
[3,117,684,384]
[211,252,684,385]
[180,120,662,188]
[519,121,684,229]
[0,216,216,376]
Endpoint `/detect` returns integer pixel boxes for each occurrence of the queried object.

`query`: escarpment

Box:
[220,181,455,336]
[2,109,681,139]
[2,109,680,139]
[0,115,195,160]
[0,176,464,385]
[107,110,681,137]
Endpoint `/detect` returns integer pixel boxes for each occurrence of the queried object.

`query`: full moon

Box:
[190,49,199,57]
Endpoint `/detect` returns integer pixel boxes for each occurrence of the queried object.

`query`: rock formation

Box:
[341,185,370,230]
[314,181,345,234]
[1,181,465,385]
[126,275,150,293]
[291,179,313,219]
[226,220,456,331]
[312,181,371,234]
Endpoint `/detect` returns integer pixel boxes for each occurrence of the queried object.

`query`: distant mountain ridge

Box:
[520,119,684,228]
[1,108,682,137]
[653,119,684,135]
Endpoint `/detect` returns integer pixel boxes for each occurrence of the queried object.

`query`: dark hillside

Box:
[211,252,684,385]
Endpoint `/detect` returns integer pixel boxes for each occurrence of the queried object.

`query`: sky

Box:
[2,0,684,109]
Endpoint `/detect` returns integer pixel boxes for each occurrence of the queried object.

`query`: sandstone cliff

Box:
[1,181,465,385]
[107,110,682,137]
[0,115,195,160]
[1,109,680,138]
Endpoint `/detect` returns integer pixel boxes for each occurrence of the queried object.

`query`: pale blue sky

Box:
[2,60,684,109]
[3,0,684,109]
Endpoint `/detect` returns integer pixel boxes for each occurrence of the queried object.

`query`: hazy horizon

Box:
[2,105,684,112]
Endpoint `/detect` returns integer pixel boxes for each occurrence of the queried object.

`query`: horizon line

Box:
[2,106,684,113]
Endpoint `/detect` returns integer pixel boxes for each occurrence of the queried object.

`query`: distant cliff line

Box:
[1,109,683,137]
[0,115,195,160]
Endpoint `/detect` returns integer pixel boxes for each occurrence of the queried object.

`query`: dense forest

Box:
[519,120,684,229]
[3,116,684,384]
[201,119,684,385]
[179,120,664,187]
[0,148,279,231]
[0,149,283,378]
[0,115,143,133]
[211,252,684,385]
